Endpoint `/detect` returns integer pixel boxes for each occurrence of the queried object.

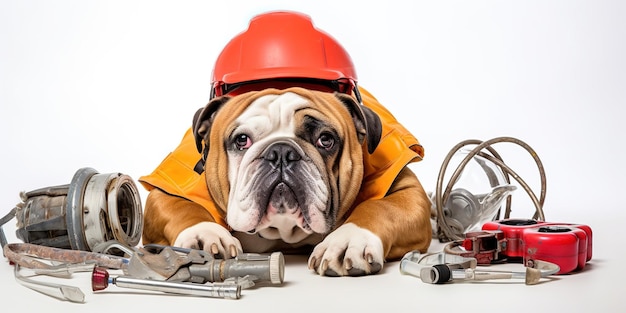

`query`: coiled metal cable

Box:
[434,137,547,242]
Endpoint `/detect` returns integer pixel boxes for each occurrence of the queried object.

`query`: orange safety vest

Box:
[139,87,424,228]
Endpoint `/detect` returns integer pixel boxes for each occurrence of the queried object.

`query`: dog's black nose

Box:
[262,142,302,168]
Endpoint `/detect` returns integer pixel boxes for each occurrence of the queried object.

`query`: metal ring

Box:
[66,167,98,251]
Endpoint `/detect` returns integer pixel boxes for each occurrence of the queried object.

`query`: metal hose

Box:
[435,137,547,242]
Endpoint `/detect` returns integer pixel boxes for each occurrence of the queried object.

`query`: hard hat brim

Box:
[222,67,349,84]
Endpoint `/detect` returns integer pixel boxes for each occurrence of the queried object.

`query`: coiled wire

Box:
[434,136,547,242]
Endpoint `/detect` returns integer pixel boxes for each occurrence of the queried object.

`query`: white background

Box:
[0,0,624,311]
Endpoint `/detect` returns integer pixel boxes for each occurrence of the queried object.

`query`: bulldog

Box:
[142,87,431,276]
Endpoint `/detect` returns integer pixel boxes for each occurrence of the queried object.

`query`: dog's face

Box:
[193,88,381,244]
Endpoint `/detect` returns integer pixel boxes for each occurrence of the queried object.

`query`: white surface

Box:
[0,0,624,311]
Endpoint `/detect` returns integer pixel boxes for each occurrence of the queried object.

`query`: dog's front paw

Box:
[308,223,384,276]
[174,222,242,258]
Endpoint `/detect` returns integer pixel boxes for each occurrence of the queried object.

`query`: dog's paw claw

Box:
[307,256,317,270]
[210,243,219,255]
[320,259,329,273]
[344,258,353,270]
[366,253,374,264]
[229,245,239,258]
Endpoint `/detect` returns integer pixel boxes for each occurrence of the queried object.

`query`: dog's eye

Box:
[316,133,335,150]
[234,134,252,150]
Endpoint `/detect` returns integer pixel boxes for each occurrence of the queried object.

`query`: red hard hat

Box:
[211,11,359,99]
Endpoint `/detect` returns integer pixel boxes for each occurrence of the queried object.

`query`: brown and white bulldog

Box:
[142,87,431,276]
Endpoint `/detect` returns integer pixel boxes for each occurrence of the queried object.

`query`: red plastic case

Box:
[481,219,592,274]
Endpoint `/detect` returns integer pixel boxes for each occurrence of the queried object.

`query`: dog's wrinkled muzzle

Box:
[254,142,313,237]
[260,141,310,211]
[235,140,329,242]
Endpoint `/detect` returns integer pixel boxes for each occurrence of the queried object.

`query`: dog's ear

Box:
[193,96,231,153]
[334,92,382,154]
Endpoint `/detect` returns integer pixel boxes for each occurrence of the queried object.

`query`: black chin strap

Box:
[194,146,209,174]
